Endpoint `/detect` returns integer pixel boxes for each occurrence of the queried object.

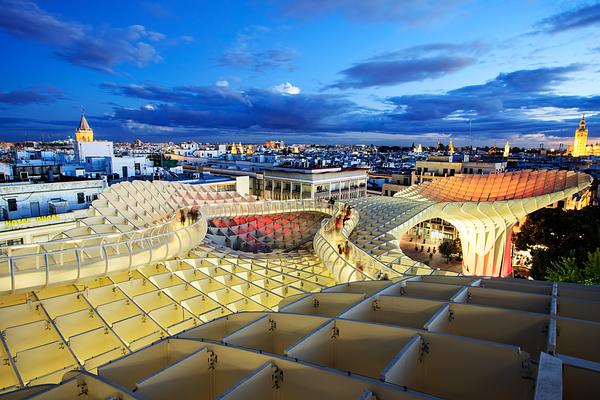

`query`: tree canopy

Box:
[439,238,461,262]
[514,205,600,282]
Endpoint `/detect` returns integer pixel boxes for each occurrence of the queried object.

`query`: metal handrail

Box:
[312,203,383,282]
[0,199,331,294]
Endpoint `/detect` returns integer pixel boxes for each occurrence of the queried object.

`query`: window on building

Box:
[478,169,483,174]
[92,194,98,200]
[450,169,455,176]
[86,195,92,203]
[7,198,17,212]
[0,238,23,251]
[77,192,85,204]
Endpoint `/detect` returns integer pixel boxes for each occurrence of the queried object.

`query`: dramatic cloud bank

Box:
[276,0,463,24]
[327,42,483,89]
[0,88,63,105]
[1,1,599,145]
[101,83,357,131]
[535,2,600,33]
[0,0,166,72]
[219,26,296,71]
[91,65,600,144]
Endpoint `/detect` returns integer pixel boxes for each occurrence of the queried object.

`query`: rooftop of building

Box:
[266,165,369,174]
[0,176,104,187]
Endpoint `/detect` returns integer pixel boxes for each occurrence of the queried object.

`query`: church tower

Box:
[573,114,588,157]
[503,141,510,157]
[75,113,94,142]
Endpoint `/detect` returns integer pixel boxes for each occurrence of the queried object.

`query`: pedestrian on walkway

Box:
[327,197,335,211]
[343,241,351,257]
[343,206,352,225]
[335,215,343,231]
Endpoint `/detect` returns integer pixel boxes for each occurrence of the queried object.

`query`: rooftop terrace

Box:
[0,171,596,399]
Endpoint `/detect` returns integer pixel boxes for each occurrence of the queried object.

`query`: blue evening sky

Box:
[0,0,599,146]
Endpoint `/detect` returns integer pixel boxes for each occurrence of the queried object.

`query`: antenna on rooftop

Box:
[469,119,472,153]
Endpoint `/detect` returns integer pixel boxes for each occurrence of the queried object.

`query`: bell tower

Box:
[572,114,588,157]
[503,141,510,157]
[75,112,94,142]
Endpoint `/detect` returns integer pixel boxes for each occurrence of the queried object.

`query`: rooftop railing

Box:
[0,199,330,294]
[312,203,397,283]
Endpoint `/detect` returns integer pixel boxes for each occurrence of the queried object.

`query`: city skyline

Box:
[0,0,600,145]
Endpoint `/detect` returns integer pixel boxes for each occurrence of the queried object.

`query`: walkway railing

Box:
[0,205,207,294]
[313,203,398,283]
[311,201,457,283]
[0,199,330,294]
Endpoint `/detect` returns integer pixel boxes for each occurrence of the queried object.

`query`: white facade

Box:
[0,163,12,180]
[75,141,114,163]
[0,179,106,220]
[110,156,154,179]
[174,143,198,157]
[193,149,219,158]
[264,167,368,200]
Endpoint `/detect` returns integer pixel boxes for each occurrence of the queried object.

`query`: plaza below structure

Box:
[0,170,597,400]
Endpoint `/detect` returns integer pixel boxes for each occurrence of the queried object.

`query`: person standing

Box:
[328,197,335,210]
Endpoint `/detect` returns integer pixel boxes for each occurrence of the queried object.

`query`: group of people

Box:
[327,197,335,210]
[332,203,354,232]
[337,240,352,257]
[327,197,375,278]
[179,207,200,226]
[414,245,436,254]
[375,270,390,280]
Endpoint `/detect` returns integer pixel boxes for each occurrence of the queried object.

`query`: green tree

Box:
[545,255,581,283]
[439,239,461,262]
[514,206,600,280]
[545,249,600,284]
[583,249,600,285]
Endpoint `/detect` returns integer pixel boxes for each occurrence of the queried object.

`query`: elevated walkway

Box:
[0,180,330,294]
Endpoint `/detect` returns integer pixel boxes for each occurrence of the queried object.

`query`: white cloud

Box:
[272,82,301,95]
[522,107,599,121]
[143,103,155,110]
[125,120,174,132]
[215,80,229,88]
